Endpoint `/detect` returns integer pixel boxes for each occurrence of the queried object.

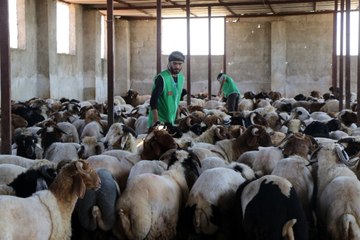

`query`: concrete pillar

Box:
[115,19,130,96]
[271,21,287,96]
[83,10,101,100]
[35,0,52,98]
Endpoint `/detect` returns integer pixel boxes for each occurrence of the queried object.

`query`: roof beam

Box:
[89,0,337,11]
[217,0,237,15]
[264,0,276,14]
[114,0,153,16]
[165,0,198,17]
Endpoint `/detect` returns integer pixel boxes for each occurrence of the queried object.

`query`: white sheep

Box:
[186,167,252,237]
[315,142,360,239]
[0,159,100,240]
[0,164,26,185]
[43,142,81,164]
[127,160,167,184]
[271,155,315,226]
[0,155,54,169]
[115,149,200,240]
[102,122,137,153]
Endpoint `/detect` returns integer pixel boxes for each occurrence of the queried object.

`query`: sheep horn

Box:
[186,117,193,127]
[122,125,137,137]
[251,127,259,136]
[215,126,227,140]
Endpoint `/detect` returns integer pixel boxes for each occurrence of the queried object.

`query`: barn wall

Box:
[5,0,359,102]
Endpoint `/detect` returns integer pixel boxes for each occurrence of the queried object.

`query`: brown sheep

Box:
[211,124,272,162]
[0,159,100,240]
[141,128,178,160]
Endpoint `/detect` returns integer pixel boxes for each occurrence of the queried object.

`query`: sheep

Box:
[314,142,360,239]
[0,164,26,185]
[0,155,55,169]
[5,164,57,197]
[235,175,308,240]
[210,124,272,163]
[121,89,151,107]
[141,128,178,160]
[184,166,255,238]
[102,122,137,153]
[0,159,101,240]
[249,146,284,177]
[13,129,40,159]
[281,132,318,159]
[57,121,80,143]
[80,120,105,141]
[271,155,315,228]
[36,120,81,163]
[74,168,120,232]
[115,149,200,240]
[86,152,141,192]
[127,160,167,184]
[176,124,231,148]
[78,136,106,159]
[134,115,149,135]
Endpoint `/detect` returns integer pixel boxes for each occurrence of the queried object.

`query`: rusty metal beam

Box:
[345,0,351,109]
[93,0,338,10]
[208,6,212,100]
[186,0,191,106]
[107,0,114,126]
[165,0,197,17]
[264,0,276,14]
[0,0,12,154]
[339,0,344,110]
[156,0,162,74]
[358,0,360,124]
[332,0,338,89]
[218,0,237,16]
[114,0,153,17]
[223,18,227,73]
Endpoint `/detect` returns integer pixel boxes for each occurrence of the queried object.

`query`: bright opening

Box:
[101,15,106,59]
[9,0,18,48]
[162,18,224,55]
[337,11,359,55]
[57,1,70,54]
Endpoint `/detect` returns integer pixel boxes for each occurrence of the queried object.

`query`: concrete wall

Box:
[4,0,358,102]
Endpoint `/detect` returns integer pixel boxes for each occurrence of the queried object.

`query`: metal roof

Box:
[62,0,359,19]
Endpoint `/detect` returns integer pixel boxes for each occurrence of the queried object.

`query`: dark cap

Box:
[168,51,185,62]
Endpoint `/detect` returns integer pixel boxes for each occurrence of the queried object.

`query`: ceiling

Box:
[62,0,360,19]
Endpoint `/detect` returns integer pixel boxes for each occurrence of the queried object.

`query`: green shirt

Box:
[148,69,184,126]
[222,74,240,97]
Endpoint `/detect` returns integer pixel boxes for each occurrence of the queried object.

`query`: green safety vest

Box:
[222,74,240,97]
[148,69,184,126]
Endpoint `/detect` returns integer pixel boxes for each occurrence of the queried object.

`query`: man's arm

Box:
[149,75,163,124]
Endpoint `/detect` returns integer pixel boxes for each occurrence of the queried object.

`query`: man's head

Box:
[168,51,185,75]
[217,73,224,81]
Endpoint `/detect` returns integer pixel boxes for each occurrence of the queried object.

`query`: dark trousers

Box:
[227,93,240,112]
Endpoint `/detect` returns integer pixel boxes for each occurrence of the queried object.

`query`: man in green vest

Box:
[217,73,240,113]
[148,51,185,127]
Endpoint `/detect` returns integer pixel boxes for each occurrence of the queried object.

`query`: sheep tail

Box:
[282,219,296,240]
[119,200,152,240]
[339,214,360,240]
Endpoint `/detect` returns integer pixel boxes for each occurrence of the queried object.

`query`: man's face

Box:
[168,61,183,75]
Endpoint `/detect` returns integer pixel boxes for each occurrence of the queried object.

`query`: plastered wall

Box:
[4,0,358,102]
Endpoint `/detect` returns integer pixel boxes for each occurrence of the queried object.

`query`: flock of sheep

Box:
[0,88,360,240]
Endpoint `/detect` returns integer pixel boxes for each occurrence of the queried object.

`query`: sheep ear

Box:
[72,175,86,198]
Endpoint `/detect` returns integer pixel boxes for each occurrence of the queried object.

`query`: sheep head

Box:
[141,129,178,160]
[238,124,272,148]
[282,133,318,159]
[53,159,101,199]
